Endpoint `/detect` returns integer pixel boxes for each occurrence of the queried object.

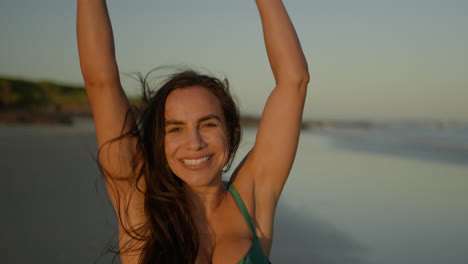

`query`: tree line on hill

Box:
[0,77,92,124]
[0,77,90,114]
[0,76,265,126]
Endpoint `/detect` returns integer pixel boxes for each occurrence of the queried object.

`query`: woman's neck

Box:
[185,180,227,220]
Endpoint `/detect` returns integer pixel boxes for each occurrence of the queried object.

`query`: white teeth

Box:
[183,156,210,165]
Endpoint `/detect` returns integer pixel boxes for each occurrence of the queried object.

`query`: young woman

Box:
[77,0,309,263]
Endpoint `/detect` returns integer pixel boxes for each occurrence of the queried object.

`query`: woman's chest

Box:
[195,197,255,264]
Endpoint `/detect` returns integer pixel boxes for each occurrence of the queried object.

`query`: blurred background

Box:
[1,0,467,263]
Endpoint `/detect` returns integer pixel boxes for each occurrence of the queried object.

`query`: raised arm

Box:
[235,0,309,218]
[257,0,309,89]
[77,0,119,90]
[77,0,144,263]
[77,0,137,180]
[77,1,144,256]
[253,0,309,192]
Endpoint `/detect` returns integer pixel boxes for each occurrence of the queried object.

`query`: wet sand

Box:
[1,120,467,263]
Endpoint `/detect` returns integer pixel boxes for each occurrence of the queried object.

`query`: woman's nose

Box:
[185,129,207,151]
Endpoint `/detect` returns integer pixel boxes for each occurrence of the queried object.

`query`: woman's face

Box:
[164,86,229,188]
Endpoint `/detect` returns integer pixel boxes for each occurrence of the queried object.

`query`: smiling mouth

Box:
[182,156,211,166]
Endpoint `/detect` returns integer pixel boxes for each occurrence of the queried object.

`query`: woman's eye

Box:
[203,123,217,128]
[167,127,181,133]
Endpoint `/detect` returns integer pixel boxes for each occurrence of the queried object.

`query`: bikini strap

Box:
[229,184,258,239]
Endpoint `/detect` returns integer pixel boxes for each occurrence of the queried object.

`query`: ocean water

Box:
[1,119,467,263]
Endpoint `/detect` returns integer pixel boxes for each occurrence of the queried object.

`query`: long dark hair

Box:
[101,69,241,263]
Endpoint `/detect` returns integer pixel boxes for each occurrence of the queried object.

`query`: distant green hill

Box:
[0,76,259,125]
[0,77,90,114]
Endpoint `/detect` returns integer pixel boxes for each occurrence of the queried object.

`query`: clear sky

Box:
[1,0,467,122]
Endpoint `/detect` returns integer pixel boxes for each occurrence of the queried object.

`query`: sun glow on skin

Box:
[164,87,230,188]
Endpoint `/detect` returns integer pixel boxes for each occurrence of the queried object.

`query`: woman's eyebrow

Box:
[198,114,222,123]
[165,115,221,126]
[165,120,184,126]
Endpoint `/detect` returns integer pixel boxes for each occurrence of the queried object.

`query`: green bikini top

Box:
[228,184,272,264]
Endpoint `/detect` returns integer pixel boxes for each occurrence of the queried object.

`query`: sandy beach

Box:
[1,119,467,263]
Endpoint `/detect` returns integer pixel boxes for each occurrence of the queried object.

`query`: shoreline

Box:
[0,110,91,125]
[1,110,467,131]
